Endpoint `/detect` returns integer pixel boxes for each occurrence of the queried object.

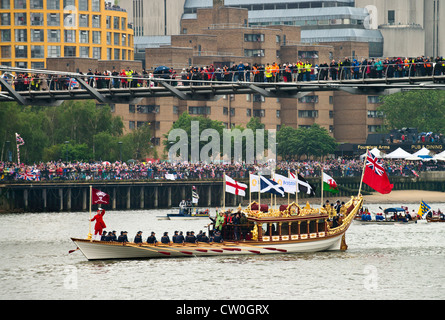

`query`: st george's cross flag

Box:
[225,174,248,197]
[362,150,393,194]
[260,176,285,197]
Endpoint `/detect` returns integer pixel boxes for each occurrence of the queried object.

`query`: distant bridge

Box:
[1,65,445,106]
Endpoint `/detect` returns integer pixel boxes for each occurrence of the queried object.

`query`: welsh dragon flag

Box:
[322,172,339,194]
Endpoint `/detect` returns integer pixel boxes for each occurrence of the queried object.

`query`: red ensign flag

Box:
[362,151,393,194]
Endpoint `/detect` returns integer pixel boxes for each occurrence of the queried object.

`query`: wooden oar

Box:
[225,242,287,253]
[125,243,171,256]
[68,247,79,254]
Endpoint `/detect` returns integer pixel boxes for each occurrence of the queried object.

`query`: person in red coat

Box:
[91,208,106,240]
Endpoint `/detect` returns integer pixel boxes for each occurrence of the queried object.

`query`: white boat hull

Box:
[72,233,345,261]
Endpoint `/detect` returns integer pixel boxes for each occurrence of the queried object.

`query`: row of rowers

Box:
[99,230,223,244]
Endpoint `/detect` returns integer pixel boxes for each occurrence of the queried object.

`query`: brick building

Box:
[113,2,379,158]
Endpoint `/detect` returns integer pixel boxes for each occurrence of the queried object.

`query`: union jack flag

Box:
[366,151,385,176]
[19,172,40,181]
[16,133,25,146]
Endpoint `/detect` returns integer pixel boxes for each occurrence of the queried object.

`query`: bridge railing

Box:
[1,61,445,93]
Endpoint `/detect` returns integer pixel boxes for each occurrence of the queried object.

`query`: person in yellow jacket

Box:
[265,63,273,82]
[304,61,312,81]
[297,61,304,81]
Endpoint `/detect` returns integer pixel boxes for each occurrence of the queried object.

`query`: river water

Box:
[0,203,444,301]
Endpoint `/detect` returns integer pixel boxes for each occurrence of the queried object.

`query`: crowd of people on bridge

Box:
[1,157,444,182]
[2,54,445,92]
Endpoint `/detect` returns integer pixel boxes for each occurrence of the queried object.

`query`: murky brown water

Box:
[0,203,444,300]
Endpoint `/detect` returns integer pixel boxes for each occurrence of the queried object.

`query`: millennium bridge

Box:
[1,65,445,106]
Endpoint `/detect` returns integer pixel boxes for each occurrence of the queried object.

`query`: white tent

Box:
[433,150,445,161]
[385,147,412,159]
[412,147,431,157]
[360,147,383,160]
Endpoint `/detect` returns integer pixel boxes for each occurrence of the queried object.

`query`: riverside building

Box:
[0,0,134,69]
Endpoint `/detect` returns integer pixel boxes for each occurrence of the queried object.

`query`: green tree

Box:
[277,124,337,159]
[379,90,445,134]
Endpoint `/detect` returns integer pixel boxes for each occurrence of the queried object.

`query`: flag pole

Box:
[88,185,92,240]
[258,174,261,210]
[320,167,323,207]
[223,172,226,212]
[249,172,251,206]
[358,148,369,196]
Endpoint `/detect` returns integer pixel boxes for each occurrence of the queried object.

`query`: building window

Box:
[91,0,100,12]
[298,95,318,103]
[14,0,26,9]
[367,96,383,104]
[47,0,59,10]
[32,29,44,43]
[92,47,101,59]
[64,13,76,28]
[63,0,74,8]
[15,29,27,42]
[298,110,319,118]
[276,110,280,118]
[1,29,11,42]
[137,105,160,114]
[14,45,27,58]
[298,51,319,59]
[114,16,120,29]
[64,30,76,43]
[253,109,265,117]
[79,14,89,27]
[388,10,395,24]
[107,32,111,44]
[48,29,61,42]
[47,45,61,57]
[367,110,384,118]
[368,125,382,133]
[79,30,89,43]
[253,94,265,102]
[78,0,88,11]
[129,121,135,130]
[121,17,126,30]
[31,61,44,69]
[1,13,10,26]
[30,0,43,9]
[47,13,60,26]
[244,49,264,57]
[114,33,119,45]
[106,16,111,29]
[1,0,10,9]
[79,46,89,58]
[246,109,252,117]
[173,106,179,114]
[64,46,76,57]
[92,15,101,28]
[189,106,211,115]
[1,45,11,58]
[114,48,120,60]
[244,33,264,42]
[14,12,26,26]
[92,31,101,44]
[31,45,44,58]
[129,105,135,113]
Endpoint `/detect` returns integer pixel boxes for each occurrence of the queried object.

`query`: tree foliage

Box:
[277,124,337,160]
[379,90,445,134]
[0,101,153,163]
